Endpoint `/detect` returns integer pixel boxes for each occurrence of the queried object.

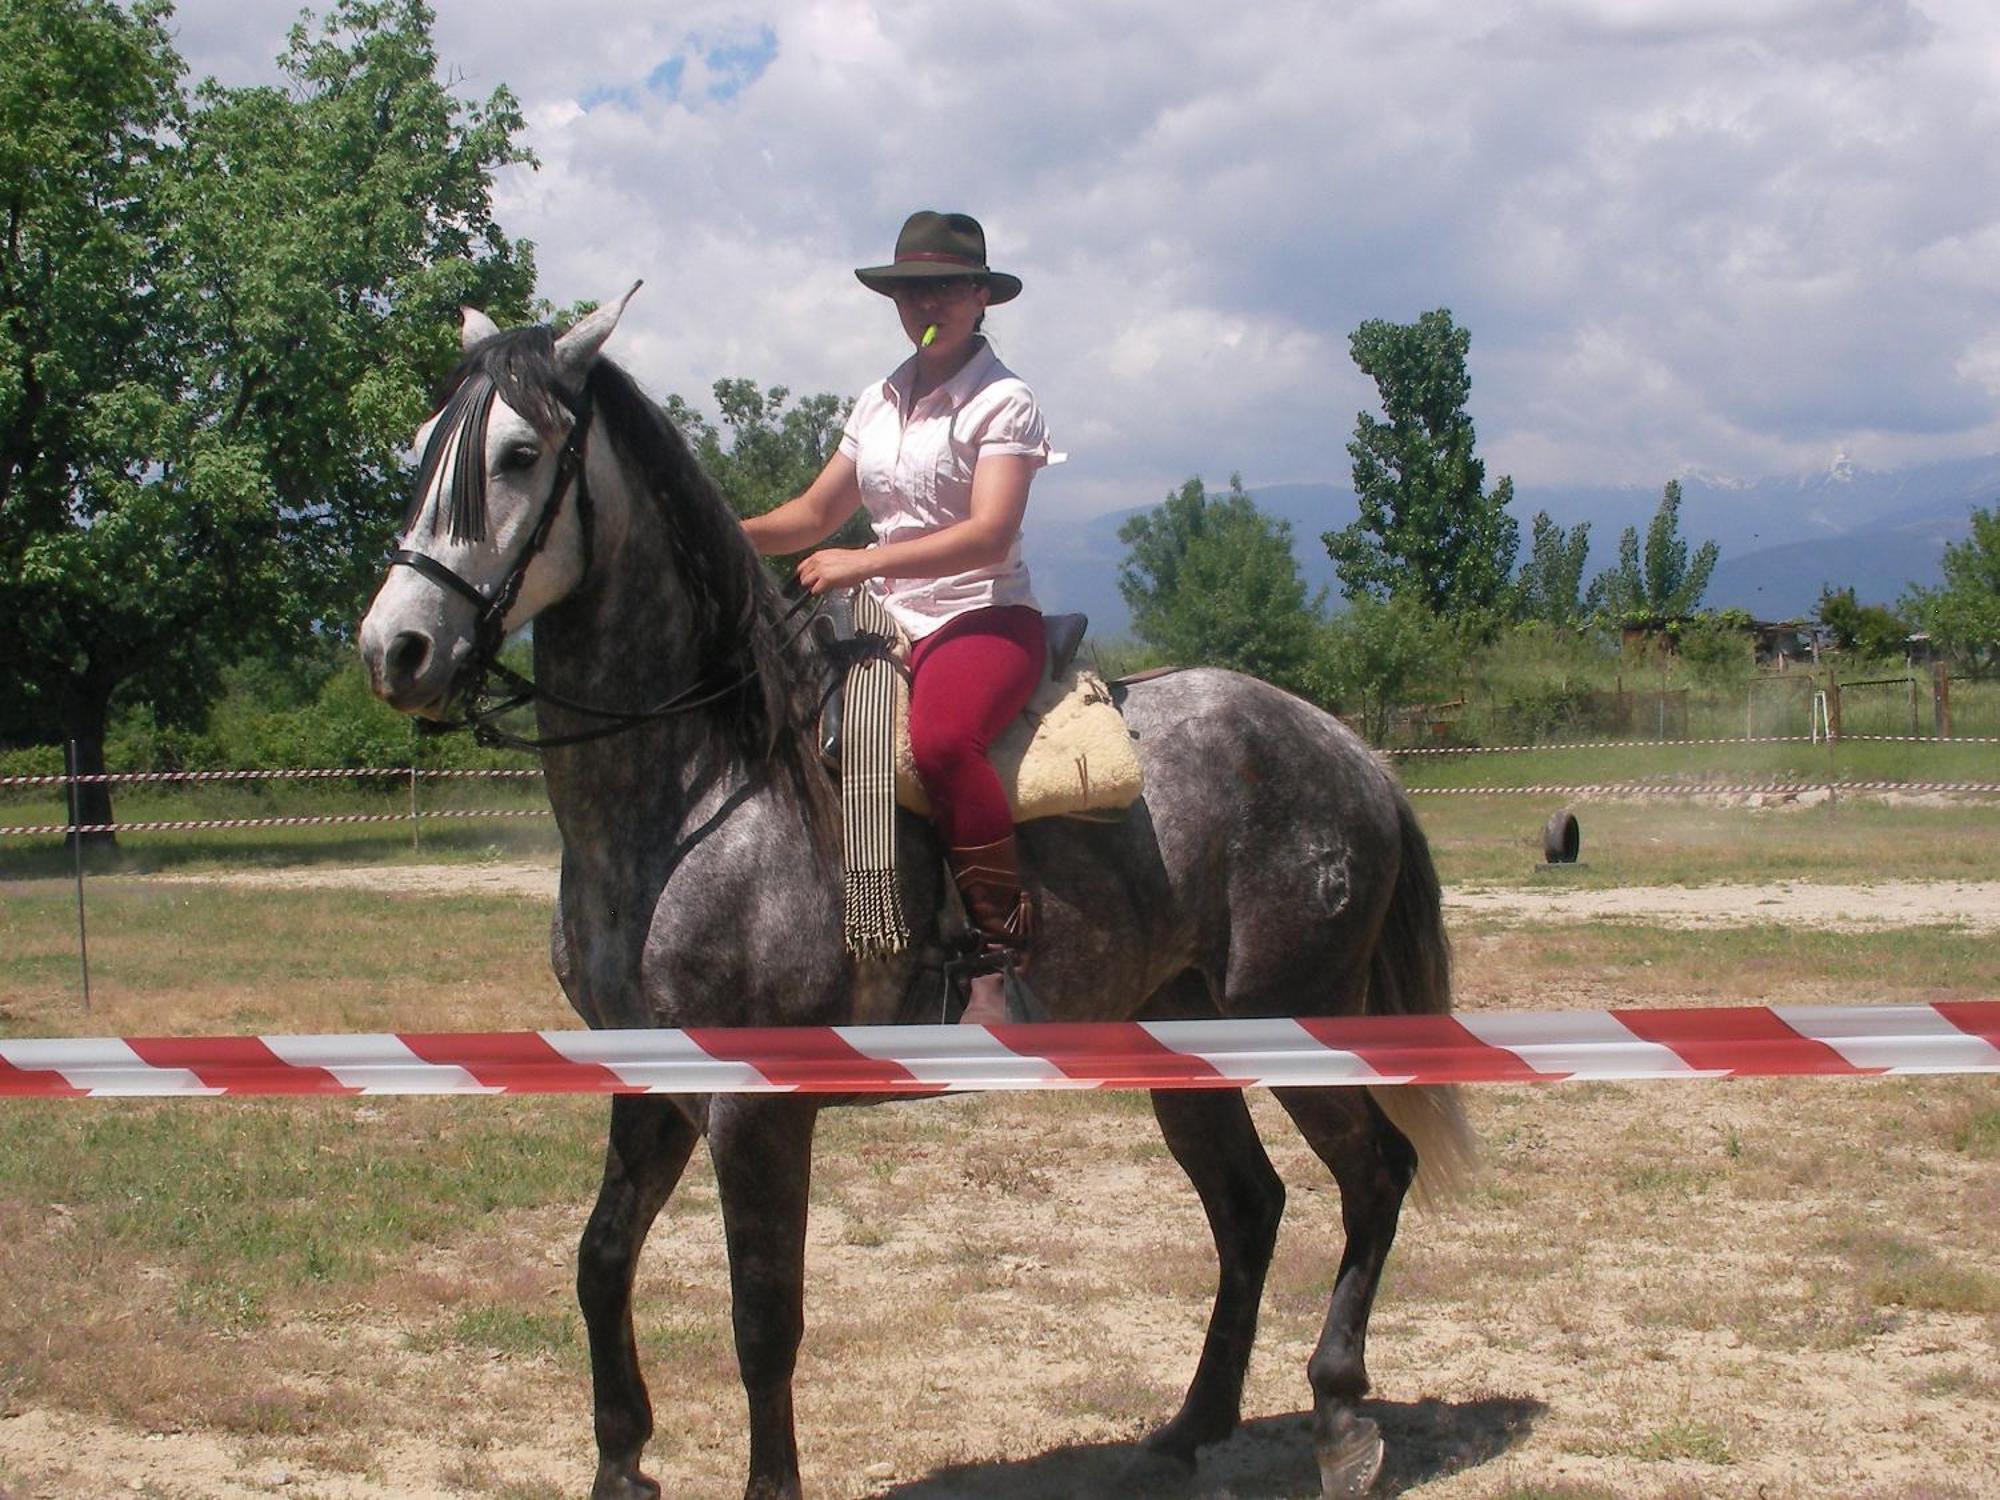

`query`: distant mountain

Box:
[1024,455,1994,635]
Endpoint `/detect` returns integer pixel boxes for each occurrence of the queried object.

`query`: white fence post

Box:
[65,740,92,1012]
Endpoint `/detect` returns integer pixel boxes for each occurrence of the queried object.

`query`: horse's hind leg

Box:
[1272,1088,1416,1499]
[581,1094,703,1500]
[1136,1086,1286,1475]
[709,1093,819,1500]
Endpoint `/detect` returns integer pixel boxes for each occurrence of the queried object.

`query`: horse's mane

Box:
[438,327,831,829]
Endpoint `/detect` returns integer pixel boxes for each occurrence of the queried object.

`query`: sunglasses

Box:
[891,276,982,301]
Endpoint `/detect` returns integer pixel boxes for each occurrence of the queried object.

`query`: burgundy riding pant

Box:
[906,605,1046,850]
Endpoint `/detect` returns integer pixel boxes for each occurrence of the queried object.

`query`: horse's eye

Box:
[499,442,541,472]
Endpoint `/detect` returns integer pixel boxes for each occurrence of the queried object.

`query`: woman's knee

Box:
[909,723,981,788]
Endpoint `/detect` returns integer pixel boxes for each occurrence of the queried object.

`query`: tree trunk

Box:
[60,684,117,857]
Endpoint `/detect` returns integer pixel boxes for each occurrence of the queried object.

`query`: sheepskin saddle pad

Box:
[893,647,1144,822]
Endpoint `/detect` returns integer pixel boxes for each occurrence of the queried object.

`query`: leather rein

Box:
[388,382,815,752]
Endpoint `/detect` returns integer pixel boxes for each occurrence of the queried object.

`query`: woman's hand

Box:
[796,547,878,595]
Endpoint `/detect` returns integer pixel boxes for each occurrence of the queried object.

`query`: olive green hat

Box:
[854,210,1022,304]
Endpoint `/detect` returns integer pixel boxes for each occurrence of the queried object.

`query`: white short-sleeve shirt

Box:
[837,339,1053,640]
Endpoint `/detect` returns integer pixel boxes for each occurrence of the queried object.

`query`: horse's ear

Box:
[461,307,502,351]
[554,282,643,384]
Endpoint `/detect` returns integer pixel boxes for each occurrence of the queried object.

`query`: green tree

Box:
[0,0,535,836]
[1902,505,2000,666]
[1118,475,1321,693]
[664,379,867,561]
[1514,510,1593,626]
[1310,592,1456,744]
[1587,479,1719,621]
[1817,586,1911,662]
[1323,308,1518,617]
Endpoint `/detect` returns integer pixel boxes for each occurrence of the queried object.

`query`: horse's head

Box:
[358,286,640,716]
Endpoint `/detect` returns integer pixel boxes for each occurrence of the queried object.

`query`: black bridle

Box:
[390,380,816,752]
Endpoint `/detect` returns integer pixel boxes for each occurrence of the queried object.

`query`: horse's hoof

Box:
[591,1466,662,1500]
[1315,1412,1383,1499]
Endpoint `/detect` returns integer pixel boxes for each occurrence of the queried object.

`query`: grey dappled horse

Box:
[357,293,1471,1500]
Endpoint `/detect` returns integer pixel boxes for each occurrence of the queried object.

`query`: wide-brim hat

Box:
[854,210,1022,304]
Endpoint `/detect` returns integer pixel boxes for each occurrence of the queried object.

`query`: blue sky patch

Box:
[704,27,777,102]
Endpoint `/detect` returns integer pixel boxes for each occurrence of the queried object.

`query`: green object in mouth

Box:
[922,323,938,348]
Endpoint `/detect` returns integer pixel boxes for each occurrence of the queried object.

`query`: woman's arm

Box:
[797,454,1036,594]
[742,452,864,556]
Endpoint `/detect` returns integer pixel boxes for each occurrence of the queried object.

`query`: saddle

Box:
[812,601,1141,822]
[817,594,1142,963]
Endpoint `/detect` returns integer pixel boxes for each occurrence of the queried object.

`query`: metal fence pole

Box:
[65,740,92,1012]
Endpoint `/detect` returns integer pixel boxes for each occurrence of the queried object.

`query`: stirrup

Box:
[939,950,1044,1024]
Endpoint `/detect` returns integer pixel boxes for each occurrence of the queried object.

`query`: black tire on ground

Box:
[1543,809,1580,864]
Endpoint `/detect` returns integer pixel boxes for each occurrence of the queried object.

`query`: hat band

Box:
[895,251,984,270]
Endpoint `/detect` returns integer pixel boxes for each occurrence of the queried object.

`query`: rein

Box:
[390,383,820,752]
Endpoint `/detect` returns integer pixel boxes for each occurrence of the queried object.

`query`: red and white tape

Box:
[0,809,553,837]
[1405,781,2000,797]
[0,768,543,787]
[2,1004,1993,1098]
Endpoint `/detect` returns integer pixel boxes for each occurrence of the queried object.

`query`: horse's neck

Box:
[527,444,793,882]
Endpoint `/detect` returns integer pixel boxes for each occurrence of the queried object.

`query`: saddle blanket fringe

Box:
[840,590,911,957]
[2,1003,1993,1096]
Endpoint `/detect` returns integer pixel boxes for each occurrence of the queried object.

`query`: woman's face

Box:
[891,275,991,351]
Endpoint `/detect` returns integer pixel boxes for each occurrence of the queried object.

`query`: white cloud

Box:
[179,0,2000,513]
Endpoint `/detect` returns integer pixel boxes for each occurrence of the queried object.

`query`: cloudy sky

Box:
[173,0,2000,520]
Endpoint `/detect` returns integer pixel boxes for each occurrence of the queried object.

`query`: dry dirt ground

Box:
[106,859,2000,934]
[1,864,1995,1500]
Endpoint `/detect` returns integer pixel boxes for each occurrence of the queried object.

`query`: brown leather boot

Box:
[946,835,1036,1024]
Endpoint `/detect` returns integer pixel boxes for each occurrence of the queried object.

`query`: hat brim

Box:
[854,263,1022,304]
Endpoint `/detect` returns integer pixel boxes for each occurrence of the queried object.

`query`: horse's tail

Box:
[1363,791,1476,1207]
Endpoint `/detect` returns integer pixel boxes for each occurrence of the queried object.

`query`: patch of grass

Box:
[1456,922,1998,1003]
[1615,1161,1719,1195]
[1821,1224,2000,1316]
[1414,791,2000,888]
[1920,1363,2000,1400]
[441,1304,577,1357]
[0,880,568,1037]
[1626,1415,1737,1464]
[841,1218,888,1248]
[0,1096,601,1334]
[1945,1100,2000,1159]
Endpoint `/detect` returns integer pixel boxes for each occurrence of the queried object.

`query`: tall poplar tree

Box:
[1323,308,1518,618]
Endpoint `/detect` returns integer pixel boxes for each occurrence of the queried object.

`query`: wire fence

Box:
[1377,663,2000,751]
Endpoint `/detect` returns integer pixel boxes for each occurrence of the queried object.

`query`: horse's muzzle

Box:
[358,614,461,718]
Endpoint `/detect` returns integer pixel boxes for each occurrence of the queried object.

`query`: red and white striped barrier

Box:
[1405,781,2000,797]
[0,809,552,837]
[2,1004,1993,1098]
[1385,734,2000,756]
[0,768,543,787]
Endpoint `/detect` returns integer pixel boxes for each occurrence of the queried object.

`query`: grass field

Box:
[0,771,1996,1498]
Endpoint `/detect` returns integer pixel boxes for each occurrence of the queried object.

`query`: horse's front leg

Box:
[581,1094,703,1500]
[710,1092,820,1500]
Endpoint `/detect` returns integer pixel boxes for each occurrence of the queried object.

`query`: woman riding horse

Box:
[742,211,1053,1025]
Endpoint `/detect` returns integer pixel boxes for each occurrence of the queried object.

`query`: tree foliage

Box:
[1587,480,1719,621]
[1902,504,2000,666]
[1817,585,1911,662]
[1310,592,1455,745]
[663,379,867,559]
[1514,510,1593,626]
[1323,308,1518,618]
[1118,475,1321,694]
[0,0,535,833]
